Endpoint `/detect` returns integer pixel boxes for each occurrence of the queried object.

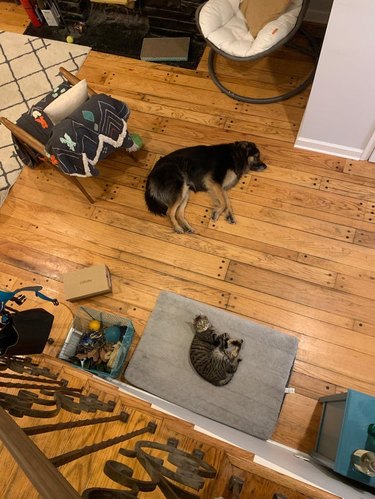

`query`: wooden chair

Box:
[0,67,139,204]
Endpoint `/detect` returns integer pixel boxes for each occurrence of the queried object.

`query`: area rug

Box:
[0,31,91,207]
[125,291,299,440]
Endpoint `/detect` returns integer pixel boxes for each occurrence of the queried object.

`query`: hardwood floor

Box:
[0,356,340,498]
[1,0,375,459]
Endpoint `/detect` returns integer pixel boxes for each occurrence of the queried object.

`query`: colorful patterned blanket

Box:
[14,84,139,176]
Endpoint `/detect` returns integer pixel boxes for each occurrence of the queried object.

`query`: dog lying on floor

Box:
[144,141,267,233]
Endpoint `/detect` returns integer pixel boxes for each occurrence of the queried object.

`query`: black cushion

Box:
[0,308,54,356]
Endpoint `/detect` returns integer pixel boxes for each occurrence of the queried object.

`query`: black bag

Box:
[0,308,54,356]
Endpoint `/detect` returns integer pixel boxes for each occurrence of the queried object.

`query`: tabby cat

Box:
[189,315,243,386]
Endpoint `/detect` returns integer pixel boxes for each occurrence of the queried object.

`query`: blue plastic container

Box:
[59,306,134,379]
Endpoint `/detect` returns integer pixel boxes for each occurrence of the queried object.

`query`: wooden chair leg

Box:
[63,173,95,204]
[0,116,45,155]
[127,152,138,162]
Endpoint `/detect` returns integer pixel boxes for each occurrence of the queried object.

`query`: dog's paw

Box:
[225,212,236,224]
[180,223,196,234]
[174,224,195,234]
[211,209,221,222]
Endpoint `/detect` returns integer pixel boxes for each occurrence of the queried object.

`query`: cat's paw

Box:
[230,338,243,346]
[218,332,230,347]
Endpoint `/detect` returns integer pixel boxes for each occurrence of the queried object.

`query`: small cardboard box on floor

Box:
[63,264,112,301]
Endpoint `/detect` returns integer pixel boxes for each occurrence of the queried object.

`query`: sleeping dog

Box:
[145,141,267,233]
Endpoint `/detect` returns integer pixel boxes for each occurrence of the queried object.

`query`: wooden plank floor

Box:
[1,2,375,457]
[0,357,339,499]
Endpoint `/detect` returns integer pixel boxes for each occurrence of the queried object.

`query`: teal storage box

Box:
[59,306,134,379]
[311,389,375,489]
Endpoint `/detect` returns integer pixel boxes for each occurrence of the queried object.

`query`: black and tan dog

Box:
[145,141,267,233]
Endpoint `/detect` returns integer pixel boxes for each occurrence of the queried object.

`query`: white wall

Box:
[295,0,375,159]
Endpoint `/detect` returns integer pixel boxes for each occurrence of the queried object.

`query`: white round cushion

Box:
[198,0,303,58]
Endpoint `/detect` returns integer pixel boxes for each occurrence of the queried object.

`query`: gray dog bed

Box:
[125,291,298,440]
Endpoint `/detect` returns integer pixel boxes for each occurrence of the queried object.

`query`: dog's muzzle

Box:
[250,161,267,171]
[248,152,267,172]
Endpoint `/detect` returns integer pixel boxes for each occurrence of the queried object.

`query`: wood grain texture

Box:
[0,357,340,498]
[0,408,81,498]
[0,4,373,496]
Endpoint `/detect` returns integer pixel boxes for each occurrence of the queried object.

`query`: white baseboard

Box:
[107,377,370,498]
[294,137,363,160]
[253,455,333,493]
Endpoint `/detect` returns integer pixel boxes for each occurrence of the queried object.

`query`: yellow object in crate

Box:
[88,319,101,332]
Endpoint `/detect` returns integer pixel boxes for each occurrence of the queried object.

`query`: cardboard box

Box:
[63,264,112,301]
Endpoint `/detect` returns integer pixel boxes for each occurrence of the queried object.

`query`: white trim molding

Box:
[294,137,363,160]
[361,128,375,160]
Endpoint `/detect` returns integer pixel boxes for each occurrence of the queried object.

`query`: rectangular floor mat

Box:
[125,291,299,440]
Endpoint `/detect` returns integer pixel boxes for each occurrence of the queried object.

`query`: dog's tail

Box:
[145,176,168,216]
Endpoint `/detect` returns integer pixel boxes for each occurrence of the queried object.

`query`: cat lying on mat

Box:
[189,315,243,386]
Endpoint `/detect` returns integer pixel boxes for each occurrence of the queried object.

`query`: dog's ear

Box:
[235,141,259,156]
[247,142,259,156]
[235,141,250,149]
